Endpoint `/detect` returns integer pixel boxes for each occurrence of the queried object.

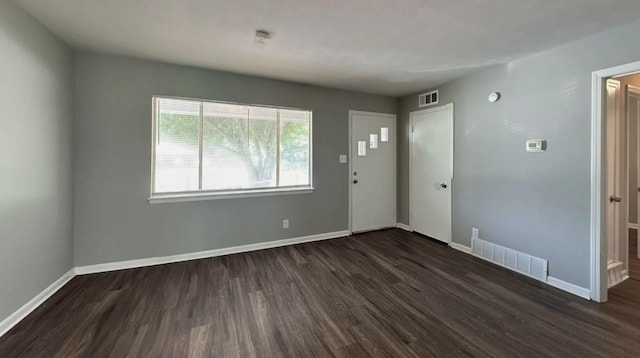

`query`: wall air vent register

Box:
[418,90,439,107]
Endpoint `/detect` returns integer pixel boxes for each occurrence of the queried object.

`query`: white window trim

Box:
[150,96,313,203]
[148,186,315,204]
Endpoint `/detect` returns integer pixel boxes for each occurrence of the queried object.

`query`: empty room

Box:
[2,0,640,356]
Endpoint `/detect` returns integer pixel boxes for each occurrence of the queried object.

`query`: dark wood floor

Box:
[630,229,640,281]
[2,229,640,357]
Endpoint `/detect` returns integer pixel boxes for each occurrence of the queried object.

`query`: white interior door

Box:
[629,85,640,259]
[350,111,396,233]
[606,79,621,266]
[605,79,628,287]
[409,104,453,243]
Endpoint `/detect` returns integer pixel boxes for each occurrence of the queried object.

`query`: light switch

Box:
[339,154,347,163]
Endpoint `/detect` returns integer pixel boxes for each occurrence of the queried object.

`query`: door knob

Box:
[440,183,448,189]
[610,196,622,203]
[353,179,358,184]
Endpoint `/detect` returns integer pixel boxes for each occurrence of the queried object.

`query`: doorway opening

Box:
[620,75,640,283]
[591,61,640,302]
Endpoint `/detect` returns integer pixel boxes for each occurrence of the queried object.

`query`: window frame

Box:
[149,96,314,204]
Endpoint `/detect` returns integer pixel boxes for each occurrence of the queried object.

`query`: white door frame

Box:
[348,110,397,234]
[591,60,640,302]
[409,103,454,243]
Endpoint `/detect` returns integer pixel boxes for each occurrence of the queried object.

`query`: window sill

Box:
[148,187,315,204]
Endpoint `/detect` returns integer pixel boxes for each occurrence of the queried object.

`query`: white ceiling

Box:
[13,0,640,96]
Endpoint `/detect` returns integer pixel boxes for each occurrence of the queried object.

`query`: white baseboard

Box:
[607,262,629,289]
[0,228,596,340]
[546,276,591,300]
[449,242,472,254]
[75,230,351,275]
[628,223,638,230]
[459,236,591,301]
[622,271,630,284]
[0,269,75,338]
[1,230,352,339]
[471,237,548,282]
[395,223,412,232]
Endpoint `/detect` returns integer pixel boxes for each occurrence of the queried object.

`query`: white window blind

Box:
[152,97,312,198]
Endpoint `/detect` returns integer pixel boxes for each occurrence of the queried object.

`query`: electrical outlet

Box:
[472,228,479,239]
[283,219,289,229]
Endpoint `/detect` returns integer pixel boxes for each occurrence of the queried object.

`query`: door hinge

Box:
[411,125,414,133]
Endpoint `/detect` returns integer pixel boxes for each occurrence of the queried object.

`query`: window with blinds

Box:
[151,97,312,199]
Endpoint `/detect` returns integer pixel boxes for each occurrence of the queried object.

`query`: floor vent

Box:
[471,237,548,282]
[418,90,439,107]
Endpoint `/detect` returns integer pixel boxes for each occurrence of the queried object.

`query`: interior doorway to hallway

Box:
[618,73,640,282]
[592,62,640,302]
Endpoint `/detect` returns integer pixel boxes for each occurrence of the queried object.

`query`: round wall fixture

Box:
[488,92,501,103]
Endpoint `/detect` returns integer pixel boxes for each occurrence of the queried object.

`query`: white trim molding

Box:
[0,269,75,338]
[149,187,314,204]
[449,242,472,254]
[471,237,548,282]
[607,261,629,288]
[395,223,413,232]
[1,230,352,339]
[546,276,591,300]
[75,230,350,275]
[452,234,592,301]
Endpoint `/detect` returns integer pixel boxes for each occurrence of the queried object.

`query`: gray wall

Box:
[0,1,74,322]
[73,53,397,266]
[398,19,640,288]
[619,74,640,225]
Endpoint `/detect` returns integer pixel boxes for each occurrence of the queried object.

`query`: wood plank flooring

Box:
[1,229,640,357]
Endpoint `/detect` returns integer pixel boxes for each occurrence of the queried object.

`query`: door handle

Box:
[440,183,447,189]
[353,179,358,184]
[610,196,622,203]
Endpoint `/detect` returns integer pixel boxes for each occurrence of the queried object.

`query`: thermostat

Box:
[526,139,546,152]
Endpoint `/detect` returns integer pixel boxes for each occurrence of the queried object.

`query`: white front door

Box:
[350,111,396,233]
[410,104,453,243]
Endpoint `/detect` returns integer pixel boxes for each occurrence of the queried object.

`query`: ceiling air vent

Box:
[418,90,439,107]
